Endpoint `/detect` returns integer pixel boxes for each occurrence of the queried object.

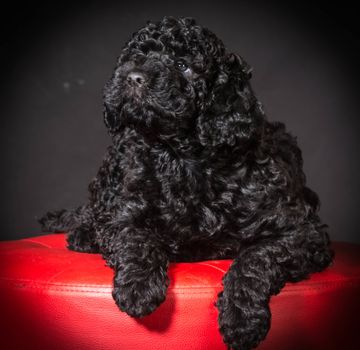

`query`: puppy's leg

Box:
[67,222,100,253]
[217,219,333,350]
[39,204,99,253]
[104,226,170,317]
[38,205,86,233]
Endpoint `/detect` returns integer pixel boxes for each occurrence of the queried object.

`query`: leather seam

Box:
[21,239,54,249]
[1,278,359,294]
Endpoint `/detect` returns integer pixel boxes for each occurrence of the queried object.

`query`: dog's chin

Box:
[118,94,163,135]
[118,87,197,138]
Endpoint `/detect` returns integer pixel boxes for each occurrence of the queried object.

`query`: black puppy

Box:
[40,16,333,350]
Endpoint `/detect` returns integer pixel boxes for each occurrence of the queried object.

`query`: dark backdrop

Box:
[1,0,359,242]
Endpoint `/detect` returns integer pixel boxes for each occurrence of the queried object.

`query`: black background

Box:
[1,0,359,242]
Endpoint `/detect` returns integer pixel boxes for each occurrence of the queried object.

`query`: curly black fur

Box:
[39,16,333,350]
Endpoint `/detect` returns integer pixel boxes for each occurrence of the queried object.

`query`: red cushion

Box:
[0,234,359,350]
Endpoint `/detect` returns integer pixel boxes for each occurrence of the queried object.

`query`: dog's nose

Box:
[127,72,146,87]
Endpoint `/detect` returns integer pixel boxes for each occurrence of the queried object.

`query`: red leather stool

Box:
[0,234,359,350]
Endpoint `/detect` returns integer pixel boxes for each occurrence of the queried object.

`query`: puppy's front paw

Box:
[216,287,270,350]
[113,267,169,318]
[67,227,99,253]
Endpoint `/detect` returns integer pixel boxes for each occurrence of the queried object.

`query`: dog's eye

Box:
[175,60,189,72]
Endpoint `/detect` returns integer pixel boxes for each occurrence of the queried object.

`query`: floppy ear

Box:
[197,53,265,148]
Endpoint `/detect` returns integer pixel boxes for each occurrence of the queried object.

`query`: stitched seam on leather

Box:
[0,281,220,294]
[1,277,359,294]
[21,239,54,249]
[197,262,228,273]
[279,280,360,292]
[1,275,359,286]
[0,279,221,291]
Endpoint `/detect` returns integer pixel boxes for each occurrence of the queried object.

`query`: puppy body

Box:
[40,17,333,350]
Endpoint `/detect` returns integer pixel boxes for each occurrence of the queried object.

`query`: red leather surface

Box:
[0,234,359,350]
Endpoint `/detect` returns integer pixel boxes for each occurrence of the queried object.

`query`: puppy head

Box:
[104,16,264,147]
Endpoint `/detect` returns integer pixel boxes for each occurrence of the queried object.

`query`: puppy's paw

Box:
[216,288,270,350]
[113,267,169,318]
[67,228,99,253]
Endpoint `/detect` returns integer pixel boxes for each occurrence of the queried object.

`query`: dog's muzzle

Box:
[126,71,146,87]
